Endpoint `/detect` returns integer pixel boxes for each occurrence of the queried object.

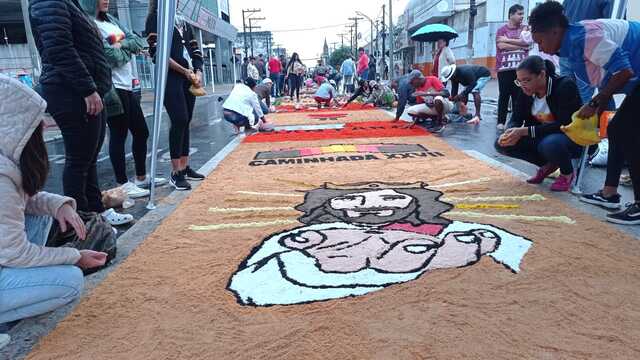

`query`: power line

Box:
[269,23,349,33]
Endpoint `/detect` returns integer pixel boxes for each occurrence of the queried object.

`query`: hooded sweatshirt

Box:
[0,75,81,268]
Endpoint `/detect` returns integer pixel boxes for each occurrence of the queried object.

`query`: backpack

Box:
[47,211,117,275]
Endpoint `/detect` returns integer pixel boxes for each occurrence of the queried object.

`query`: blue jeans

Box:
[495,133,583,175]
[223,109,260,128]
[360,69,369,81]
[269,74,279,97]
[0,215,84,324]
[260,100,269,115]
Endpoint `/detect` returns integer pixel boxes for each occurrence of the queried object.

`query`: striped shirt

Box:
[559,19,640,93]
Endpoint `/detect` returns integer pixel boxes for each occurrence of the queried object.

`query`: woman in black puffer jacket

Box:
[29,0,133,226]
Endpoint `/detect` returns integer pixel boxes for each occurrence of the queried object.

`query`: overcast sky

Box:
[230,0,410,65]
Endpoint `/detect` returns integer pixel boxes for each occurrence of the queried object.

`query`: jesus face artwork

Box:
[228,182,533,306]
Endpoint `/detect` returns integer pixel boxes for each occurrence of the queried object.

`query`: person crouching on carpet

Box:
[223,78,275,134]
[0,75,108,337]
[343,79,372,107]
[314,79,341,109]
[495,55,582,192]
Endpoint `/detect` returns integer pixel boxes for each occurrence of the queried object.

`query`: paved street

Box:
[43,85,235,230]
[43,80,639,238]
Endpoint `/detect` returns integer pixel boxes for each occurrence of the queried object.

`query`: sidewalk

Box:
[43,84,235,143]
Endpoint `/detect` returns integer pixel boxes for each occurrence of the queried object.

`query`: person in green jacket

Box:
[80,0,167,200]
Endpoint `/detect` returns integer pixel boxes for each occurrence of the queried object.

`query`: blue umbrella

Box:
[411,24,458,42]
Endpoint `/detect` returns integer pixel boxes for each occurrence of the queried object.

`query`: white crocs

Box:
[101,208,134,226]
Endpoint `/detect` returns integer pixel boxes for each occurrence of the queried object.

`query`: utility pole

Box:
[337,33,347,48]
[248,17,265,57]
[349,16,364,52]
[389,0,394,77]
[381,4,387,79]
[242,8,261,57]
[347,25,355,55]
[467,0,477,64]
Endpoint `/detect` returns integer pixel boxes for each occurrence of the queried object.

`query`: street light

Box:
[203,43,216,93]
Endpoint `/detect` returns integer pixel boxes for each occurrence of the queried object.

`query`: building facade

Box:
[0,0,238,85]
[234,31,275,59]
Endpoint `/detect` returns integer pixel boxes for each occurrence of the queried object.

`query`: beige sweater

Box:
[0,75,81,268]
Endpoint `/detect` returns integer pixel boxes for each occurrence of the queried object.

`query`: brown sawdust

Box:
[26,131,640,360]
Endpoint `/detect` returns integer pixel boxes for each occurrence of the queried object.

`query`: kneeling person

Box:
[407,75,452,130]
[223,78,274,133]
[441,64,491,123]
[314,79,340,108]
[495,56,582,192]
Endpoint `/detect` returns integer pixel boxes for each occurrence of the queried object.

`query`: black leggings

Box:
[108,89,149,184]
[44,86,106,213]
[497,70,518,125]
[289,74,301,101]
[604,83,640,201]
[165,72,196,160]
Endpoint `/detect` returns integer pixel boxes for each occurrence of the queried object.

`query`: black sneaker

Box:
[580,190,622,210]
[606,203,640,225]
[170,171,191,191]
[184,166,205,181]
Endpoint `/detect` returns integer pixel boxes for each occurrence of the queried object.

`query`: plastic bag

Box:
[102,186,127,209]
[589,138,609,167]
[561,111,600,146]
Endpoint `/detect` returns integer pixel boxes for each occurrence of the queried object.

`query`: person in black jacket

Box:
[146,2,205,191]
[343,79,372,107]
[29,0,133,226]
[495,56,583,192]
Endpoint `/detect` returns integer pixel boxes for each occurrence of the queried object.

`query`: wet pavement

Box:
[43,87,236,232]
[42,80,639,238]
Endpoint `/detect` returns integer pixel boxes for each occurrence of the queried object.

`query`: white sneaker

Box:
[101,208,134,226]
[120,182,149,199]
[134,176,168,189]
[0,333,10,350]
[496,123,506,131]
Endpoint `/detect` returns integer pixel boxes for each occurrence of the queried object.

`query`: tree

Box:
[329,46,353,69]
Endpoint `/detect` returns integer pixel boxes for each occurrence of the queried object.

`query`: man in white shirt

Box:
[247,56,260,81]
[223,78,274,133]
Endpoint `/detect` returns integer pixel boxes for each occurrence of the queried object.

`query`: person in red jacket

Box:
[357,47,370,80]
[268,55,282,97]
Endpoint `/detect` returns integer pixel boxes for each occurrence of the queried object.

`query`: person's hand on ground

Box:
[84,92,103,116]
[56,203,87,240]
[75,250,108,270]
[577,103,597,119]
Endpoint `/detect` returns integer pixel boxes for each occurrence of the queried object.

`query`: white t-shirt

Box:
[531,95,554,124]
[95,20,134,91]
[176,23,193,70]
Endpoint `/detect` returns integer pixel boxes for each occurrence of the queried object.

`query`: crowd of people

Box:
[1,0,639,351]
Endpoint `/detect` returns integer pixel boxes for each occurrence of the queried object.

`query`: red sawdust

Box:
[275,103,376,113]
[244,121,429,143]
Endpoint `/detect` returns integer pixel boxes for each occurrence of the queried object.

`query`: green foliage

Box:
[329,46,353,69]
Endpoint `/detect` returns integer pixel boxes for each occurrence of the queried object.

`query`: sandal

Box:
[101,208,134,226]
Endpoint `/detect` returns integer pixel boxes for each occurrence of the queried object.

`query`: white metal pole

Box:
[209,47,216,93]
[232,47,237,83]
[198,29,206,86]
[147,0,177,210]
[20,0,41,80]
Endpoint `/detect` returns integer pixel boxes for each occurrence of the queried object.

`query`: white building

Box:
[398,0,631,77]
